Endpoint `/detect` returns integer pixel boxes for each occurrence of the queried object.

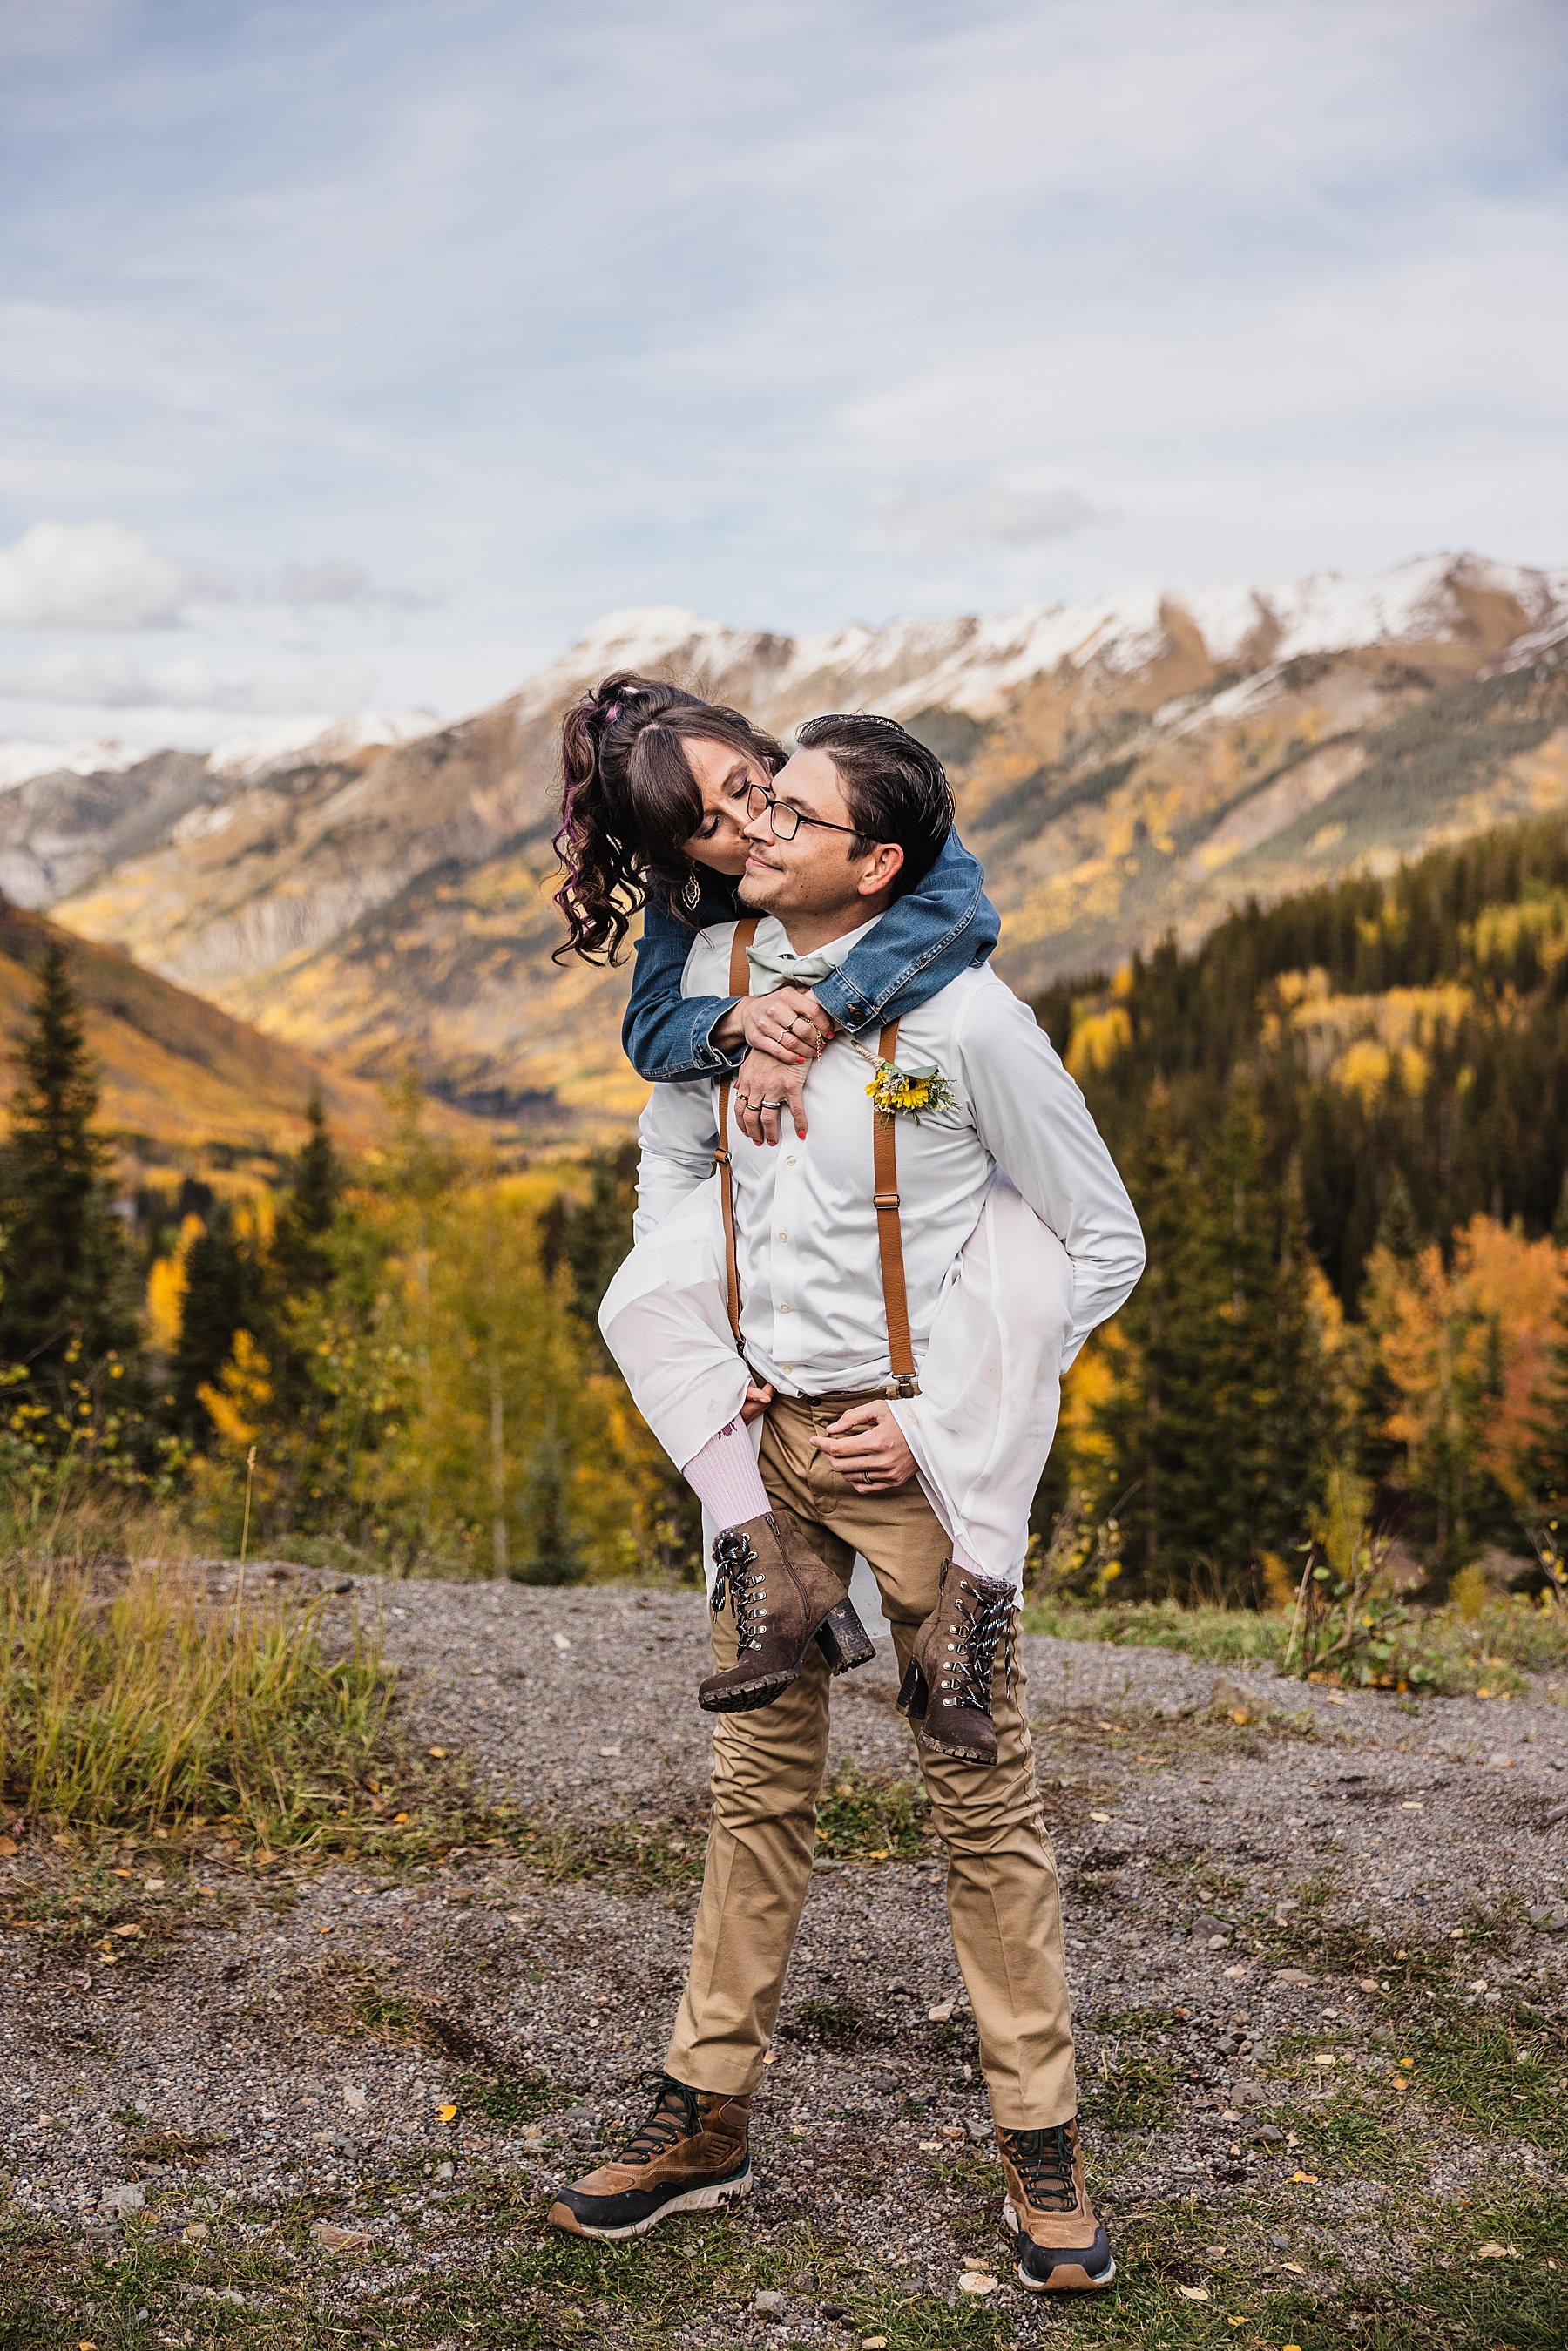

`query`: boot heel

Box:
[896,1658,929,1720]
[814,1598,876,1674]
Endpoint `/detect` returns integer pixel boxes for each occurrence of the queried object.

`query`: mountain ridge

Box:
[13,550,1566,1128]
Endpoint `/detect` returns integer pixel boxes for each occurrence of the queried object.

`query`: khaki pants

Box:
[665,1391,1078,2129]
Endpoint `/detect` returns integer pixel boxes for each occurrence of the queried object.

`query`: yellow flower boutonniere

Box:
[863,1057,956,1123]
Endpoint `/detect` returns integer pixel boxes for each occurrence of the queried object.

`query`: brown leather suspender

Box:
[872,1017,917,1392]
[714,917,759,1348]
[713,923,918,1394]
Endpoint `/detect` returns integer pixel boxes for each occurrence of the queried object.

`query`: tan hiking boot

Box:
[997,2118,1115,2291]
[548,2077,752,2241]
[698,1509,875,1713]
[896,1556,1015,1764]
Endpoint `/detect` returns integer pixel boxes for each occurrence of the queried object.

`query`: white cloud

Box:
[0,520,195,631]
[0,644,375,715]
[880,487,1105,553]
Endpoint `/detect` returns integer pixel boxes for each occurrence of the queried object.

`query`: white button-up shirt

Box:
[633,913,1145,1397]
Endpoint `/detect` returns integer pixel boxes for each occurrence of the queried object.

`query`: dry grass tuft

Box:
[0,1558,391,1843]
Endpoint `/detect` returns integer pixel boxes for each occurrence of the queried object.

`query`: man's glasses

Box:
[745,783,862,843]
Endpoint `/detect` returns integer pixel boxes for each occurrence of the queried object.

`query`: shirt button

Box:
[780,1302,792,1314]
[786,1154,797,1166]
[778,1228,788,1241]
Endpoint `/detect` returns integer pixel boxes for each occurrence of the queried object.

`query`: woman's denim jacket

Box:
[621,829,999,1082]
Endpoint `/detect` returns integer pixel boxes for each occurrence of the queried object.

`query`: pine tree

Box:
[1523,1286,1568,1510]
[171,1204,253,1439]
[512,1416,587,1584]
[271,1097,341,1300]
[0,945,136,1389]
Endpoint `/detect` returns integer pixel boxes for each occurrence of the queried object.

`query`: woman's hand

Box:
[734,1047,813,1145]
[812,1400,918,1492]
[741,985,835,1064]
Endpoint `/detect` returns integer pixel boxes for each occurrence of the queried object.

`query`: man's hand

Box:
[813,1399,918,1492]
[734,1048,811,1145]
[740,1378,774,1426]
[741,984,835,1064]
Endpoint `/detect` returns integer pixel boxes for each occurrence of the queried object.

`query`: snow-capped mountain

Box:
[19,551,1568,1132]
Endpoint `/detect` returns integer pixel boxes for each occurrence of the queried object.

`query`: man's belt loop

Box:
[713,917,760,1350]
[873,1017,918,1387]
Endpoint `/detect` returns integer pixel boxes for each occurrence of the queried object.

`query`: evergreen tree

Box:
[0,945,136,1390]
[170,1204,253,1439]
[512,1416,587,1584]
[1524,1287,1568,1510]
[271,1097,341,1300]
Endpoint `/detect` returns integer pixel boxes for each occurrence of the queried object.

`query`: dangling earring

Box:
[680,868,702,913]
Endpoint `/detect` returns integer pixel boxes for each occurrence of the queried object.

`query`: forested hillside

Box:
[1037,807,1568,1597]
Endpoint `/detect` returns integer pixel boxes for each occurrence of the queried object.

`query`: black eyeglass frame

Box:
[745,782,862,843]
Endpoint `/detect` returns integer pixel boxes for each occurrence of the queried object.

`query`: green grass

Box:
[814,1757,934,1861]
[1023,1588,1568,1695]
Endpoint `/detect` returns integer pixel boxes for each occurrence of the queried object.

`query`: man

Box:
[551,716,1144,2292]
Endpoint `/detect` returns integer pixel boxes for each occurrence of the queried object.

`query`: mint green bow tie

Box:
[744,942,841,995]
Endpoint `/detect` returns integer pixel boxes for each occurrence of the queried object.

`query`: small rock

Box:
[753,2290,785,2314]
[1274,1967,1315,1986]
[1250,2123,1287,2145]
[1228,2080,1269,2107]
[341,2084,368,2112]
[820,2302,849,2321]
[959,2271,999,2295]
[312,2221,371,2251]
[436,2159,455,2179]
[101,2182,145,2213]
[926,2001,955,2023]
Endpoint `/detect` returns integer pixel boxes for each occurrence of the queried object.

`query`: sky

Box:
[1,0,1565,749]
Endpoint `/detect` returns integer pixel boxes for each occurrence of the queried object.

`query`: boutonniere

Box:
[851,1039,956,1122]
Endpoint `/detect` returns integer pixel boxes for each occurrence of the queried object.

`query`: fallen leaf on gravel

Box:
[862,2338,888,2348]
[918,2139,943,2152]
[112,1922,142,1938]
[426,1746,447,1759]
[1312,2052,1336,2067]
[958,2272,998,2294]
[393,1812,411,1824]
[1291,2171,1321,2184]
[1476,2243,1518,2259]
[1088,1811,1112,1823]
[437,2103,457,2121]
[1179,2285,1211,2300]
[182,2222,207,2242]
[0,1835,17,1857]
[1275,1968,1315,1985]
[1279,2260,1308,2274]
[312,2222,371,2251]
[927,2001,955,2022]
[1229,1707,1251,1725]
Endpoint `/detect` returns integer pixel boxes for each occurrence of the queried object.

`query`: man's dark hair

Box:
[794,713,954,895]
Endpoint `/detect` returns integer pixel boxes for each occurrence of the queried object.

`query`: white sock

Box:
[681,1419,770,1529]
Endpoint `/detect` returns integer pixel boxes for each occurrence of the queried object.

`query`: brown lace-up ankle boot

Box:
[698,1509,875,1713]
[548,2077,752,2240]
[997,2118,1115,2292]
[896,1556,1015,1764]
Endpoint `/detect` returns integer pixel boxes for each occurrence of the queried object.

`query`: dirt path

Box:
[3,1576,1565,2348]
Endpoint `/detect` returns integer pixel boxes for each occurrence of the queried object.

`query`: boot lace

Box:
[942,1574,1015,1712]
[999,2124,1078,2211]
[619,2075,702,2166]
[711,1526,767,1652]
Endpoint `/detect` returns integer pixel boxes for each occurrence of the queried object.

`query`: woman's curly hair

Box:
[552,672,785,964]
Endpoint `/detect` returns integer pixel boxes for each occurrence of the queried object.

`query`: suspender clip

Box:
[873,1189,900,1208]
